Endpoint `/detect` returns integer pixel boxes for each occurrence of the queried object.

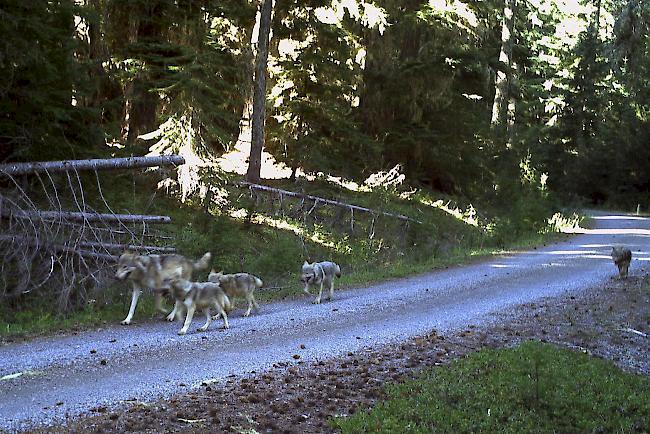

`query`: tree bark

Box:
[491,0,516,132]
[246,0,273,184]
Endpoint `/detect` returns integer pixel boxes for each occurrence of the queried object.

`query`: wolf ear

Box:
[303,261,309,266]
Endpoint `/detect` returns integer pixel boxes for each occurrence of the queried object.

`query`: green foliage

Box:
[333,341,650,433]
[0,0,102,161]
[266,1,377,179]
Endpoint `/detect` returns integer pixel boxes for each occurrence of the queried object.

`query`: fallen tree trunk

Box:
[238,181,422,224]
[0,155,185,175]
[77,241,176,253]
[0,235,119,262]
[3,210,172,224]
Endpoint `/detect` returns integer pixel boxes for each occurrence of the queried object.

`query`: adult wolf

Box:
[611,246,632,279]
[115,251,211,325]
[300,261,341,304]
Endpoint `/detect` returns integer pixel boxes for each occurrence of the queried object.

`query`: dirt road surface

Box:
[1,211,648,431]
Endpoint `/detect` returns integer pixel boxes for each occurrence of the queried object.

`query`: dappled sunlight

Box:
[418,197,479,227]
[561,227,650,236]
[226,208,344,251]
[591,215,647,221]
[217,140,295,179]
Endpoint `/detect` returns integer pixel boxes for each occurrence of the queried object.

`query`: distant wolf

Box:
[114,251,211,325]
[166,276,231,335]
[300,261,341,304]
[611,246,632,279]
[208,270,264,317]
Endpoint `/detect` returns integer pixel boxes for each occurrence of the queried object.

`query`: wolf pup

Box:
[300,261,341,304]
[166,276,231,335]
[611,246,632,279]
[115,251,211,325]
[208,270,264,317]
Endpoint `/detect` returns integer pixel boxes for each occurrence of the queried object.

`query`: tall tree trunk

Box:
[575,0,602,150]
[246,0,273,183]
[491,0,516,134]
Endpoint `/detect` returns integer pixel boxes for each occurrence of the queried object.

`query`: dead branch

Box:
[238,181,422,224]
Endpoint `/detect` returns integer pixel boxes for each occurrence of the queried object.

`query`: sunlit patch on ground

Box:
[417,197,479,227]
[226,208,342,251]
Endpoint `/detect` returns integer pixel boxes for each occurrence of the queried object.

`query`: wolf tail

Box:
[254,276,263,288]
[194,252,212,270]
[335,263,341,278]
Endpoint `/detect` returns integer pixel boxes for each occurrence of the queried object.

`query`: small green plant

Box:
[332,341,650,433]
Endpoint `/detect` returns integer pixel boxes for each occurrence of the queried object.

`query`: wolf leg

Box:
[313,282,323,304]
[154,292,167,314]
[215,302,229,329]
[252,294,260,312]
[198,308,211,332]
[121,287,142,325]
[327,279,334,301]
[244,294,254,317]
[166,300,181,322]
[178,304,196,335]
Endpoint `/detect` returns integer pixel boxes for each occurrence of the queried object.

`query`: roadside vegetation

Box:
[332,341,650,433]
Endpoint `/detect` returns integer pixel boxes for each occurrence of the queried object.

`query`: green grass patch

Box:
[332,341,650,433]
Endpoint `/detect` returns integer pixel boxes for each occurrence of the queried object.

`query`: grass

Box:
[0,172,581,341]
[332,341,650,433]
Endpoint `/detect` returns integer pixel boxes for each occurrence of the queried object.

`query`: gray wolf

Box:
[300,261,341,304]
[114,251,211,325]
[611,246,632,279]
[166,276,231,335]
[208,270,263,317]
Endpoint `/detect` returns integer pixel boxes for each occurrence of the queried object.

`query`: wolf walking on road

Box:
[208,271,264,317]
[611,246,632,279]
[300,261,341,304]
[165,276,231,335]
[114,251,212,325]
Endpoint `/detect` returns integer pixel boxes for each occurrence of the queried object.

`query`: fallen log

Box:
[77,241,176,253]
[0,235,119,262]
[0,155,185,175]
[3,209,172,224]
[238,181,422,224]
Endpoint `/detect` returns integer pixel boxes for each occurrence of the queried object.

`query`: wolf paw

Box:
[165,313,175,322]
[178,329,187,336]
[120,319,131,325]
[312,299,321,304]
[198,326,208,332]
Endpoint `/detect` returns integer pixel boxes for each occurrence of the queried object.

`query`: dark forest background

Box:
[1,0,648,207]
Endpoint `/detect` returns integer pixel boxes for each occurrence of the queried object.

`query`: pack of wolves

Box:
[115,251,341,335]
[115,245,632,335]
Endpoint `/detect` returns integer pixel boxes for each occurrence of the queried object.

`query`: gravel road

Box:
[1,211,648,431]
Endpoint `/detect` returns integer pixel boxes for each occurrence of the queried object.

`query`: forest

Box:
[2,0,648,206]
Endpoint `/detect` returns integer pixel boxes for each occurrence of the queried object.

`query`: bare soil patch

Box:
[51,273,649,433]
